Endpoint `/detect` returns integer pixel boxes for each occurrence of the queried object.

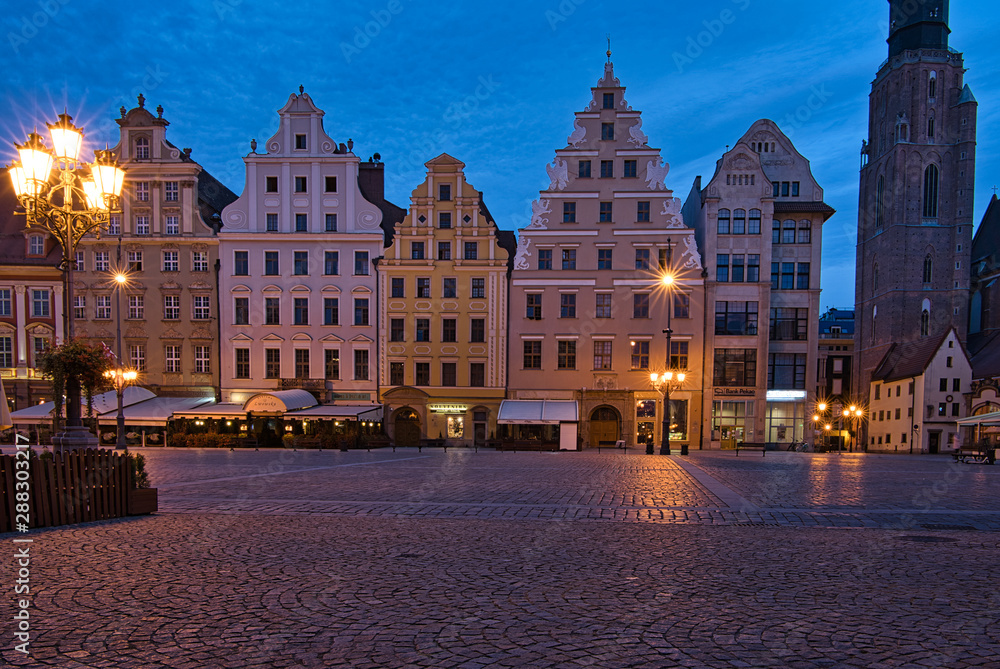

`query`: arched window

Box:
[732,209,746,234]
[927,111,935,139]
[928,71,937,99]
[871,306,877,345]
[923,165,939,218]
[873,262,879,294]
[923,255,933,284]
[921,310,930,336]
[875,176,885,231]
[717,209,731,234]
[134,137,149,160]
[748,209,761,234]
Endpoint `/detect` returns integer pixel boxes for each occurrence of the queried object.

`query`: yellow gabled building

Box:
[379,154,515,447]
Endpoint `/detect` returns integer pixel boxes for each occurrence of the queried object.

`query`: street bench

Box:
[736,441,767,457]
[951,447,996,464]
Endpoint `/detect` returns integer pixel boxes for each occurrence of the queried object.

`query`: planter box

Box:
[128,488,158,516]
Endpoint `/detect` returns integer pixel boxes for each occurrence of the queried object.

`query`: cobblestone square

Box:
[3,449,999,668]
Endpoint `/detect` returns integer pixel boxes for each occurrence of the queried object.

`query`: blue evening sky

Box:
[2,0,998,311]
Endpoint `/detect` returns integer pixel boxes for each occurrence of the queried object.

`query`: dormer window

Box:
[439,184,451,201]
[601,123,614,140]
[603,93,614,109]
[294,134,307,150]
[134,137,149,160]
[28,234,44,256]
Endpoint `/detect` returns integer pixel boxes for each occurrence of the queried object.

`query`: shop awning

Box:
[956,411,1000,427]
[10,387,157,424]
[172,403,248,420]
[97,397,215,426]
[285,404,383,421]
[497,400,579,425]
[243,389,318,413]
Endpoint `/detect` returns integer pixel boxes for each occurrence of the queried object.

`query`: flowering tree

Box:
[36,340,114,432]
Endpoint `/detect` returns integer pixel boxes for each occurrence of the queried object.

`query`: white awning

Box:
[172,403,248,420]
[956,411,1000,427]
[243,389,318,413]
[498,400,579,425]
[97,397,215,426]
[285,404,383,422]
[10,386,157,424]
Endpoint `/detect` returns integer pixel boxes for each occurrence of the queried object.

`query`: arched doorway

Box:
[589,406,621,449]
[394,408,421,448]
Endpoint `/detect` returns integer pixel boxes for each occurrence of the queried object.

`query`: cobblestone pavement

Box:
[3,448,999,667]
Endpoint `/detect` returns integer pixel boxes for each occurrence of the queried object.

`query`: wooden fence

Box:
[0,449,136,533]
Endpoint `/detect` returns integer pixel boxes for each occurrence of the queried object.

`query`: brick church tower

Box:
[854,0,978,402]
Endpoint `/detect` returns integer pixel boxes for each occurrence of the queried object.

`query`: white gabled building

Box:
[218,88,399,409]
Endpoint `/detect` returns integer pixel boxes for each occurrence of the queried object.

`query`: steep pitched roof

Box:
[0,177,63,267]
[972,195,1000,268]
[969,330,1000,380]
[872,329,964,383]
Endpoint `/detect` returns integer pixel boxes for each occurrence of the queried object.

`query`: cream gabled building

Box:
[74,96,236,397]
[508,60,706,451]
[379,154,515,447]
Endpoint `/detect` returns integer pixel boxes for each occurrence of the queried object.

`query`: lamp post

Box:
[651,370,686,455]
[7,113,125,450]
[106,261,135,450]
[812,401,828,452]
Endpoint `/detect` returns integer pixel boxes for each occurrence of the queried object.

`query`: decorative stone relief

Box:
[593,375,618,390]
[357,209,382,229]
[191,327,213,340]
[567,119,587,148]
[628,118,648,148]
[661,199,686,229]
[645,160,670,190]
[725,153,754,170]
[514,235,532,271]
[225,209,248,230]
[679,235,704,270]
[526,199,551,230]
[125,325,147,339]
[546,158,569,191]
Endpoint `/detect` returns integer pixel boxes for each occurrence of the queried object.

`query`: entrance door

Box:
[394,409,421,448]
[474,422,486,447]
[929,431,940,454]
[590,407,620,449]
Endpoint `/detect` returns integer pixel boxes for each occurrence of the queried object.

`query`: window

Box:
[192,251,208,272]
[603,93,615,109]
[411,242,425,260]
[563,202,576,223]
[0,290,9,317]
[772,181,780,197]
[415,362,430,386]
[526,294,542,320]
[797,221,812,244]
[234,297,249,325]
[354,251,369,275]
[636,249,651,270]
[28,234,44,256]
[670,341,689,369]
[95,251,110,272]
[767,353,807,390]
[731,255,745,282]
[937,403,946,417]
[265,349,280,378]
[295,214,308,232]
[633,293,649,319]
[130,344,146,373]
[717,254,729,282]
[631,341,649,370]
[923,255,933,284]
[391,277,405,298]
[31,290,49,318]
[264,251,279,276]
[953,378,961,392]
[781,263,795,290]
[717,209,731,234]
[464,242,478,260]
[471,278,485,298]
[782,220,796,244]
[417,278,431,298]
[265,176,278,193]
[579,160,591,178]
[923,165,939,218]
[714,349,757,387]
[562,249,576,270]
[770,308,808,341]
[438,212,452,229]
[325,176,337,193]
[557,341,576,369]
[748,209,761,235]
[470,363,485,388]
[266,213,278,232]
[921,310,930,336]
[538,249,552,270]
[796,263,810,290]
[325,350,340,380]
[165,215,179,235]
[194,346,210,374]
[354,350,369,380]
[324,251,339,275]
[265,298,280,325]
[134,137,149,160]
[325,214,337,232]
[233,251,249,276]
[0,337,11,367]
[600,201,613,223]
[193,295,211,320]
[596,293,612,318]
[292,298,308,325]
[600,160,614,178]
[637,201,650,222]
[466,317,485,343]
[415,319,430,342]
[165,345,181,373]
[560,294,576,318]
[623,160,638,178]
[135,182,149,202]
[598,249,613,270]
[294,251,309,275]
[389,361,403,386]
[443,278,457,298]
[73,296,85,319]
[523,341,542,369]
[732,209,746,234]
[439,184,451,201]
[791,182,800,197]
[438,242,451,260]
[294,176,307,193]
[715,301,758,336]
[96,295,112,320]
[601,123,614,140]
[442,318,457,343]
[295,349,309,379]
[441,363,457,387]
[323,298,339,325]
[135,216,150,235]
[157,250,179,273]
[354,298,369,326]
[164,181,179,202]
[939,378,948,392]
[295,134,307,149]
[594,341,612,370]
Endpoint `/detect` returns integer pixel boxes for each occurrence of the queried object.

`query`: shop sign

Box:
[429,404,468,414]
[330,392,372,401]
[244,395,285,413]
[714,388,756,397]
